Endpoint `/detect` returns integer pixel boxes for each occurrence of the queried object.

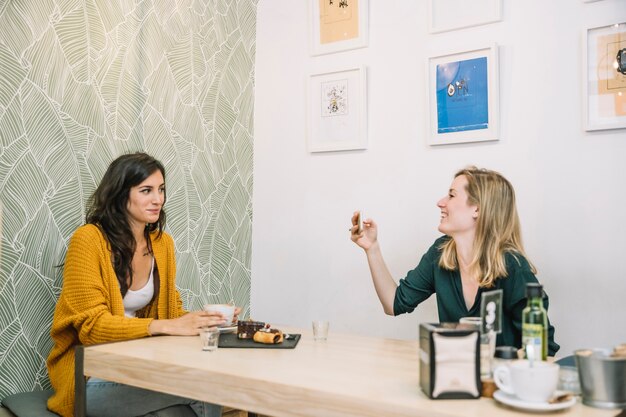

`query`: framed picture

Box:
[428,0,502,34]
[583,22,626,131]
[480,290,503,334]
[428,45,499,145]
[307,66,367,152]
[310,0,369,56]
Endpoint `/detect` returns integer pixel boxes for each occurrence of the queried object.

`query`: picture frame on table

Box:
[309,0,369,56]
[307,66,367,152]
[428,0,502,34]
[428,44,499,145]
[583,22,626,131]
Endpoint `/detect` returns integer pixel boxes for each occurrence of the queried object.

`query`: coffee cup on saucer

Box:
[493,360,559,403]
[203,304,235,327]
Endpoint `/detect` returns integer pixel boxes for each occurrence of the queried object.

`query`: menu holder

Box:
[218,333,301,349]
[419,323,481,399]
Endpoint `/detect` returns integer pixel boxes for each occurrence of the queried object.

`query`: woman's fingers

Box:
[171,308,245,335]
[202,310,225,320]
[205,317,226,328]
[232,307,242,324]
[185,311,226,330]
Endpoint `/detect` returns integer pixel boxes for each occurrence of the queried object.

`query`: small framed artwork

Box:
[428,45,499,145]
[310,0,369,56]
[583,22,626,131]
[307,66,367,152]
[481,290,503,334]
[428,0,502,34]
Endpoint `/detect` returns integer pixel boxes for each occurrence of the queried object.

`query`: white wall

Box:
[252,0,626,356]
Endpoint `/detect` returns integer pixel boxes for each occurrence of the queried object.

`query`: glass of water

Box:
[200,327,220,351]
[312,320,329,341]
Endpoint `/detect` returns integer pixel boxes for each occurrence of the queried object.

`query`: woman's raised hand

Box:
[350,211,378,251]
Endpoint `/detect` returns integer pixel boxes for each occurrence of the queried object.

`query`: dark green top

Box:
[393,236,560,355]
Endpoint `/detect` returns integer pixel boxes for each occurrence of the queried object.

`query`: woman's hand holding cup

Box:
[148,310,226,336]
[203,304,237,327]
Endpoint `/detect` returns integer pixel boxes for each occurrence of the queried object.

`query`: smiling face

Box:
[126,170,165,232]
[436,174,479,238]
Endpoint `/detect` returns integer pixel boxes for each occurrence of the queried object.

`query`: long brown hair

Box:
[439,166,536,287]
[86,152,166,296]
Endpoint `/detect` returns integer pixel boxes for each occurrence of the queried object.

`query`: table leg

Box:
[74,345,87,417]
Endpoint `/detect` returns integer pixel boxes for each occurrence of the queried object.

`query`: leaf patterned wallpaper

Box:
[0,0,257,399]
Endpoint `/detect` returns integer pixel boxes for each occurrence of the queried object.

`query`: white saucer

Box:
[218,326,237,333]
[493,390,576,412]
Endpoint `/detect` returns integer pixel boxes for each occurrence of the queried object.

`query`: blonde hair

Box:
[438,166,536,287]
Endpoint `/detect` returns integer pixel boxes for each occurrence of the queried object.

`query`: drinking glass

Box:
[459,317,494,378]
[200,327,220,351]
[312,320,329,341]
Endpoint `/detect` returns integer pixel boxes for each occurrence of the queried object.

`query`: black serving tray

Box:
[218,333,301,349]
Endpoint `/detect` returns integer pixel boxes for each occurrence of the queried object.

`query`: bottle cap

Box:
[526,283,543,298]
[494,346,519,360]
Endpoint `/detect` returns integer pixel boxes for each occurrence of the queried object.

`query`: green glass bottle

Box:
[522,283,548,361]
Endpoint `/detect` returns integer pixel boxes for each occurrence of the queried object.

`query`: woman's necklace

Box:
[136,243,151,257]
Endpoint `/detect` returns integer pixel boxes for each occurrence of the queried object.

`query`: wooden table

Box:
[78,327,619,417]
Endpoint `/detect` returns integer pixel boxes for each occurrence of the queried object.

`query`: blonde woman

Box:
[350,167,559,355]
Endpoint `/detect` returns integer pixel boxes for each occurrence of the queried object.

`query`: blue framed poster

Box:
[436,57,488,134]
[428,45,499,145]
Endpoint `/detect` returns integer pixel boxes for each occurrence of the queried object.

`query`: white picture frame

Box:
[583,22,626,131]
[310,0,369,56]
[307,66,367,152]
[428,45,499,145]
[428,0,502,34]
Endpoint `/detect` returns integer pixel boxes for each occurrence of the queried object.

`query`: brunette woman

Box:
[47,152,235,417]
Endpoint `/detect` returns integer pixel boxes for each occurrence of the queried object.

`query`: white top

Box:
[123,257,154,318]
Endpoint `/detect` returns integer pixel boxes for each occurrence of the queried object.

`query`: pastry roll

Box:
[253,329,284,344]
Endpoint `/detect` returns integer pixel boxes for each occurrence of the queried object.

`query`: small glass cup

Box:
[558,365,581,395]
[459,317,494,379]
[200,327,220,351]
[312,320,329,341]
[459,317,482,327]
[493,346,519,369]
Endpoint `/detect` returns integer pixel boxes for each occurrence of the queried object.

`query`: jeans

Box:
[86,378,222,417]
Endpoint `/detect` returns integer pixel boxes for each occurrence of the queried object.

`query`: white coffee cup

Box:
[493,360,559,402]
[202,304,235,327]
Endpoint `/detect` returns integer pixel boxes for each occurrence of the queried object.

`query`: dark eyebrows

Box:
[138,182,165,190]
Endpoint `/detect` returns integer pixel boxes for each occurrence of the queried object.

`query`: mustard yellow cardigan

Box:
[46,224,186,417]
